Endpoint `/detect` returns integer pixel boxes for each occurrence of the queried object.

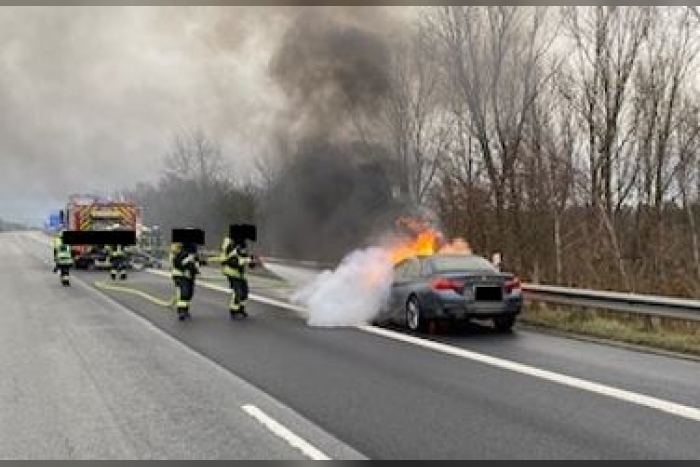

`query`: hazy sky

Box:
[0,6,295,223]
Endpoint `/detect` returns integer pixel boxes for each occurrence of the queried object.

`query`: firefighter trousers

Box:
[227,277,248,312]
[58,265,71,284]
[111,257,126,280]
[174,277,195,312]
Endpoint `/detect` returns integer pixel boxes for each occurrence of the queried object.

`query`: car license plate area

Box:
[475,286,503,302]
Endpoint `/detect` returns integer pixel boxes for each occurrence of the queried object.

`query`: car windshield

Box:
[430,255,496,273]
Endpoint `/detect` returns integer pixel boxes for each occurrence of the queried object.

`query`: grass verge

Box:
[522,302,700,357]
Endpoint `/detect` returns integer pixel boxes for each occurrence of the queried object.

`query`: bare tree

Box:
[382,22,454,211]
[630,8,698,280]
[425,6,555,265]
[164,127,227,189]
[563,7,652,213]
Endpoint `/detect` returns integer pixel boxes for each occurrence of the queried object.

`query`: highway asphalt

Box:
[11,231,700,459]
[1,232,362,460]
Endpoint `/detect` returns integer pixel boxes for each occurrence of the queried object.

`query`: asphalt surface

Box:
[12,231,700,459]
[1,232,362,460]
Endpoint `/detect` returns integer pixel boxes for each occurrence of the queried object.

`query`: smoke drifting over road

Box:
[292,247,394,328]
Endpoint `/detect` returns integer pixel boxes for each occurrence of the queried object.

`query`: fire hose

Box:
[93,280,176,308]
[92,271,230,309]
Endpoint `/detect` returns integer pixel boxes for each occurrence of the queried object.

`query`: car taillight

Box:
[431,277,462,292]
[506,277,522,294]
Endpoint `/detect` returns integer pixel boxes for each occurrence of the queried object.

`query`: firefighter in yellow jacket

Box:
[221,236,256,319]
[172,242,199,321]
[107,244,128,281]
[52,233,63,273]
[55,244,74,286]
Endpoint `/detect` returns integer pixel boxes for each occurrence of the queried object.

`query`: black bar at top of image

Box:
[62,230,137,246]
[171,228,206,245]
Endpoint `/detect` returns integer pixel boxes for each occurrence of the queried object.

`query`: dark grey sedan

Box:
[378,254,523,333]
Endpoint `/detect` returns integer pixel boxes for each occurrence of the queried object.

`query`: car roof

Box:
[396,253,488,265]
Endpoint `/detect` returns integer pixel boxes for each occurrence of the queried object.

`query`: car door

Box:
[386,260,409,321]
[391,258,421,321]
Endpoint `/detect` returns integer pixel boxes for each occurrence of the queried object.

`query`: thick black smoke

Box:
[262,142,401,261]
[262,8,408,260]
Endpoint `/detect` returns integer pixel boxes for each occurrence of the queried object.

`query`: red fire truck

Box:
[65,194,141,269]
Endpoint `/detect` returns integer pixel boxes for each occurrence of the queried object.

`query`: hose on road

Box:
[94,280,176,308]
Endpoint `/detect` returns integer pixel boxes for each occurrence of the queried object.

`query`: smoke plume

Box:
[261,7,410,260]
[0,5,414,242]
[292,247,394,328]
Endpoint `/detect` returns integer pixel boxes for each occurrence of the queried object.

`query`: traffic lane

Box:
[425,322,700,410]
[82,268,700,414]
[242,267,700,411]
[6,236,359,460]
[87,271,700,459]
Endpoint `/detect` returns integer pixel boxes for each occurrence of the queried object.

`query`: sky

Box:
[0,6,295,224]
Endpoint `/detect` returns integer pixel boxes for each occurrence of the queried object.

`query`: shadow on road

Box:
[379,320,520,342]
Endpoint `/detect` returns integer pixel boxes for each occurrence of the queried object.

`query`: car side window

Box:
[393,261,409,281]
[403,258,421,280]
[420,259,434,277]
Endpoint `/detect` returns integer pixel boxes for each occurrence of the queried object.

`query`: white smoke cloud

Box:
[291,247,394,328]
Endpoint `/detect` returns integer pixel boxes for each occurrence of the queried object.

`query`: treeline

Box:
[125,130,257,249]
[130,7,700,298]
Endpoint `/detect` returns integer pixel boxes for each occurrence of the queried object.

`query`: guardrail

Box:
[523,284,700,322]
[261,257,700,322]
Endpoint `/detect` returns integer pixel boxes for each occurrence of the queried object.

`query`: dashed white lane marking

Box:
[18,235,342,459]
[242,404,331,461]
[152,268,700,423]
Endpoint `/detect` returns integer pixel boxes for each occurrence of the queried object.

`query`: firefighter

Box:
[172,242,199,321]
[108,244,128,280]
[52,233,63,273]
[221,236,256,319]
[55,244,74,286]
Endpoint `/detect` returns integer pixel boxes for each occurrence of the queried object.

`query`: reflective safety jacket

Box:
[221,238,252,279]
[56,245,74,266]
[53,236,63,259]
[107,245,126,259]
[172,249,199,280]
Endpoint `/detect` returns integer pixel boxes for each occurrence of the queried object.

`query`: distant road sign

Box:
[47,212,63,230]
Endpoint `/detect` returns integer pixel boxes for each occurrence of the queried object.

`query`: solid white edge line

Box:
[149,268,700,423]
[242,404,331,461]
[357,325,700,423]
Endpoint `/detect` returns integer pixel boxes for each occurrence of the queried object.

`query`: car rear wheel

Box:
[494,315,516,333]
[406,297,427,333]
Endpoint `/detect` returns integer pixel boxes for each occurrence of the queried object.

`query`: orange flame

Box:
[389,229,440,264]
[388,218,472,264]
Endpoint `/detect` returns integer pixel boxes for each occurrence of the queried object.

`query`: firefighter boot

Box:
[178,308,188,321]
[230,306,247,320]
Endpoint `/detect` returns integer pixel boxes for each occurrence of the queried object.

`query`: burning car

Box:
[378,254,522,333]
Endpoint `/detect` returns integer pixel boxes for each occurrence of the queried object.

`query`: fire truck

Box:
[64,194,141,269]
